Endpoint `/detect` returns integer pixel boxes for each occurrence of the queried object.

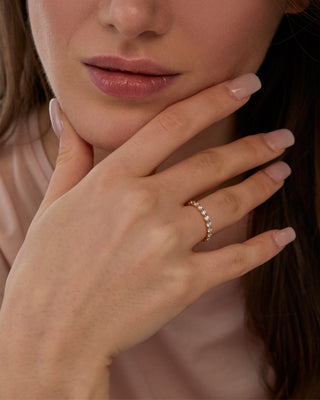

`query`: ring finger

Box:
[179,161,292,247]
[155,129,295,204]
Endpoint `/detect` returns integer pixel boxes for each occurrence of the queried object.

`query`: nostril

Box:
[98,1,171,39]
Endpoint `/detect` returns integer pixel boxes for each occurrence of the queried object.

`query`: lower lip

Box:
[85,65,179,98]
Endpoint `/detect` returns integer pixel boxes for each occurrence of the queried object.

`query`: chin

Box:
[61,98,165,152]
[89,119,148,151]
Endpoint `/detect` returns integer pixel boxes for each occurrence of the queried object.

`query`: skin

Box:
[29,0,289,154]
[0,1,306,397]
[1,84,295,399]
[28,0,296,252]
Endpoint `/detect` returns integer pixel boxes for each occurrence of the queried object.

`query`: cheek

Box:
[27,0,285,151]
[28,0,162,150]
[176,0,284,80]
[27,0,94,90]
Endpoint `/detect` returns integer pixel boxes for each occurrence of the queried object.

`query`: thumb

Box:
[36,98,94,218]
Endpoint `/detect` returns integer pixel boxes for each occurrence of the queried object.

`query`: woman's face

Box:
[27,0,287,151]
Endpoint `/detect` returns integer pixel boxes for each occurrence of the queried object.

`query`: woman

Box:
[0,0,319,398]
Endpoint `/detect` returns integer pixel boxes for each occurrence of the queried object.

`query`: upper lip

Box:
[84,55,180,76]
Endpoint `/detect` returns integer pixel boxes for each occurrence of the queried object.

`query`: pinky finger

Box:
[192,227,296,294]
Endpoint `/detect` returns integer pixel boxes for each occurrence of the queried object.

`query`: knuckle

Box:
[196,149,223,174]
[157,107,187,135]
[253,171,276,196]
[94,173,117,194]
[122,186,158,217]
[169,266,197,301]
[229,246,249,276]
[219,188,242,215]
[151,222,182,251]
[240,136,261,160]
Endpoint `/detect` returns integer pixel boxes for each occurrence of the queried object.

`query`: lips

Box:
[84,55,181,98]
[84,55,179,76]
[93,66,161,77]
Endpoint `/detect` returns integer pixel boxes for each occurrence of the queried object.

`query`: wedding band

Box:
[186,200,214,242]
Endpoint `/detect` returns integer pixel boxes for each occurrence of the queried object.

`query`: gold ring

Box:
[186,200,214,242]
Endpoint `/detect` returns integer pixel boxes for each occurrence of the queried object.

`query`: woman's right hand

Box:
[0,73,295,396]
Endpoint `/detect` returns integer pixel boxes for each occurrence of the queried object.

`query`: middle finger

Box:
[155,129,295,204]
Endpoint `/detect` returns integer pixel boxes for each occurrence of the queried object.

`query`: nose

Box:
[98,0,171,39]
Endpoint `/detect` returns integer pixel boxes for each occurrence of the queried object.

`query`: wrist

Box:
[0,332,110,399]
[0,359,110,400]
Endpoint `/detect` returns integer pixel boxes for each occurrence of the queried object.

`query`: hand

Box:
[0,74,295,394]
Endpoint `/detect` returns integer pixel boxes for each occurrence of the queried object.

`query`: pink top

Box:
[0,108,273,399]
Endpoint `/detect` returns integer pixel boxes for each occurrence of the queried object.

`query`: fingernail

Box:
[264,161,292,183]
[273,227,296,247]
[226,73,262,101]
[263,129,295,151]
[49,98,63,138]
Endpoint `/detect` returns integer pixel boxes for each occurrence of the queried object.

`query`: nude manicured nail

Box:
[273,227,296,247]
[263,129,295,151]
[264,161,292,183]
[226,73,262,101]
[49,98,63,138]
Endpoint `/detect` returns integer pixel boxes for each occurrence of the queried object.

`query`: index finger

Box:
[98,73,261,177]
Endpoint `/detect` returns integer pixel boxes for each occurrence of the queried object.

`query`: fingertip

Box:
[49,98,64,139]
[225,73,262,101]
[273,227,297,248]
